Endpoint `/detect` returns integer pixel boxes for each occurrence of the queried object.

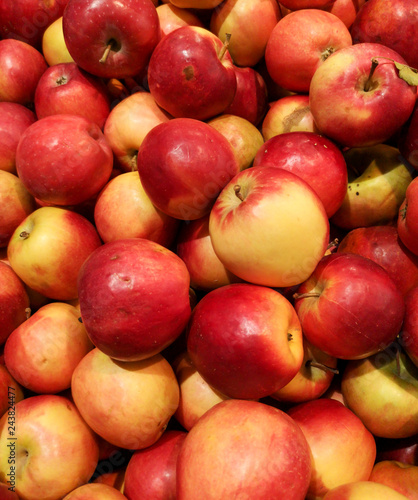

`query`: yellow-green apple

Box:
[207,114,264,171]
[341,345,418,438]
[94,171,180,247]
[0,39,47,106]
[169,0,224,8]
[42,16,75,66]
[34,62,111,129]
[208,166,329,288]
[253,131,348,218]
[265,9,352,93]
[309,43,417,148]
[398,177,418,256]
[376,434,418,466]
[63,483,127,499]
[137,118,239,220]
[156,3,204,38]
[172,351,231,430]
[16,114,113,206]
[401,287,418,367]
[369,460,418,500]
[294,253,405,359]
[0,364,24,418]
[0,102,36,174]
[0,171,35,248]
[0,394,99,500]
[322,481,410,500]
[320,0,366,28]
[77,238,191,361]
[177,399,312,499]
[147,26,237,121]
[399,102,418,169]
[331,144,413,229]
[0,262,30,345]
[71,348,179,449]
[261,94,320,141]
[270,338,339,404]
[351,0,418,69]
[337,225,418,297]
[63,0,160,79]
[210,0,281,68]
[123,430,187,500]
[7,206,102,301]
[288,398,376,499]
[176,214,242,291]
[3,302,93,394]
[187,283,304,399]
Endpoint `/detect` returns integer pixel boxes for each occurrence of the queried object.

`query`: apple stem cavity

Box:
[100,39,119,64]
[234,184,244,202]
[364,58,379,92]
[19,230,30,240]
[218,33,232,61]
[293,292,321,300]
[306,360,339,375]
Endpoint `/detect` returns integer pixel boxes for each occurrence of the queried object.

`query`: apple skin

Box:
[337,225,418,297]
[0,394,99,500]
[280,0,331,8]
[0,482,20,500]
[399,102,418,169]
[0,102,36,174]
[137,118,239,221]
[7,206,102,301]
[123,430,187,500]
[187,283,304,400]
[177,399,312,500]
[63,0,160,79]
[34,62,111,130]
[94,171,180,247]
[4,302,93,394]
[398,177,418,256]
[322,481,410,500]
[376,434,418,466]
[0,364,24,419]
[400,286,418,367]
[77,238,191,362]
[294,253,405,360]
[209,166,329,288]
[156,3,204,38]
[71,348,180,450]
[265,9,352,93]
[341,346,418,438]
[42,16,75,66]
[288,398,376,499]
[309,43,417,148]
[321,0,367,29]
[369,460,418,500]
[147,26,237,121]
[253,131,348,218]
[0,39,47,106]
[63,483,127,499]
[168,0,224,9]
[350,0,418,69]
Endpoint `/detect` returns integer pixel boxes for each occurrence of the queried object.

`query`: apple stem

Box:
[25,307,31,319]
[19,231,30,240]
[99,42,113,64]
[327,238,339,252]
[218,33,231,61]
[234,184,244,201]
[306,360,339,375]
[364,58,379,92]
[293,292,321,300]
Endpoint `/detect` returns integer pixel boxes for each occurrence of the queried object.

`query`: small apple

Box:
[41,16,75,66]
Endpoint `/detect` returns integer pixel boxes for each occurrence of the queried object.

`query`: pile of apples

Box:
[1,0,418,498]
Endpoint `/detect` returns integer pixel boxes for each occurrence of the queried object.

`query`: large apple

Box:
[209,166,329,288]
[369,460,418,500]
[401,286,418,367]
[42,16,74,66]
[177,399,312,499]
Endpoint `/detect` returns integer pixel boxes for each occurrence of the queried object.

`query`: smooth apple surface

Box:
[42,16,75,66]
[63,483,127,499]
[369,460,418,500]
[322,481,410,499]
[156,3,204,37]
[321,0,367,29]
[399,102,418,169]
[400,286,418,367]
[0,364,24,419]
[398,176,418,256]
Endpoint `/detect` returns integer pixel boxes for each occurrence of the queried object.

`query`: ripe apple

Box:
[253,131,348,217]
[399,102,418,169]
[398,176,418,256]
[156,3,204,38]
[42,16,74,66]
[265,9,352,93]
[63,483,127,499]
[321,0,367,29]
[341,345,418,438]
[322,481,410,500]
[400,286,418,367]
[0,364,24,419]
[63,0,160,79]
[147,26,237,121]
[71,348,179,450]
[7,206,102,301]
[77,238,191,361]
[369,460,418,500]
[137,118,239,220]
[0,394,99,500]
[309,43,417,148]
[209,166,329,288]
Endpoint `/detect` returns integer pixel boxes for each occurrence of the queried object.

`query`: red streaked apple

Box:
[71,348,180,450]
[322,481,410,500]
[369,460,418,500]
[42,16,75,66]
[63,483,127,499]
[156,3,204,38]
[0,364,24,418]
[401,287,418,367]
[209,166,329,288]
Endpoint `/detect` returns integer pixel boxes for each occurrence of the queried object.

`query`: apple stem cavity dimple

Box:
[364,58,379,92]
[56,76,67,86]
[306,360,339,375]
[218,33,232,61]
[19,230,30,240]
[99,39,119,64]
[234,184,244,202]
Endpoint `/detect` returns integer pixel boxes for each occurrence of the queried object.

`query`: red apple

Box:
[63,483,127,499]
[293,253,405,359]
[369,460,418,500]
[147,26,237,121]
[400,286,418,367]
[398,176,418,256]
[0,364,24,419]
[321,0,367,29]
[63,0,160,79]
[322,481,410,499]
[156,3,204,38]
[399,102,418,169]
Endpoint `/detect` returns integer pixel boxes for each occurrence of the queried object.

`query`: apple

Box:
[331,144,413,229]
[369,460,418,500]
[322,481,410,500]
[341,345,418,438]
[0,394,99,500]
[279,0,331,8]
[309,43,417,148]
[137,118,239,220]
[77,238,191,361]
[93,468,126,491]
[7,206,102,301]
[0,364,24,419]
[0,482,19,500]
[42,16,75,66]
[71,348,180,450]
[94,171,180,247]
[294,253,405,359]
[0,39,47,106]
[0,171,35,248]
[376,434,418,466]
[123,430,187,499]
[177,399,312,499]
[63,483,127,499]
[156,3,204,38]
[400,286,418,367]
[265,9,352,93]
[63,0,160,79]
[147,26,237,121]
[0,102,36,174]
[398,176,418,256]
[209,166,329,288]
[321,0,367,29]
[399,102,418,169]
[253,131,348,218]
